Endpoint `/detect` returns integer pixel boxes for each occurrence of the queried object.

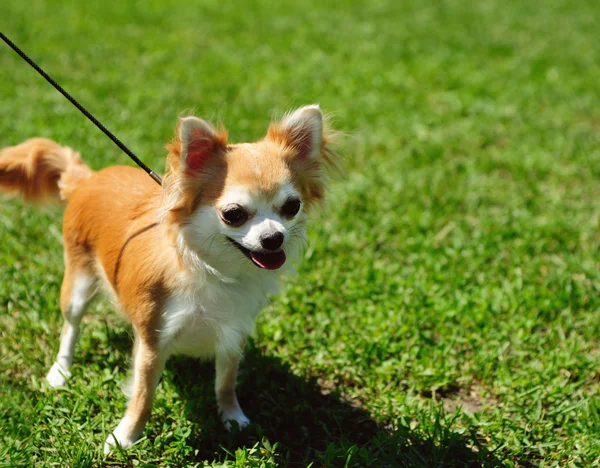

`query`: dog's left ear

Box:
[267,105,323,160]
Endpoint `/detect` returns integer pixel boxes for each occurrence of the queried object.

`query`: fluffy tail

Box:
[0,138,93,203]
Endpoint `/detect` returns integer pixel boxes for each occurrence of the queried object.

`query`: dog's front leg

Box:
[104,337,167,454]
[215,336,250,431]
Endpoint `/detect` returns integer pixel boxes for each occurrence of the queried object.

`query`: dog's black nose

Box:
[260,232,284,250]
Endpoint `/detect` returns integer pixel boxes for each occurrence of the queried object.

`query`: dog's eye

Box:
[221,206,248,226]
[281,198,301,218]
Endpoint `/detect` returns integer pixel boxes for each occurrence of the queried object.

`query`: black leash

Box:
[0,31,163,186]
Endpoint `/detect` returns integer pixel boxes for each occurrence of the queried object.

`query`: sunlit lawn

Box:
[1,0,599,466]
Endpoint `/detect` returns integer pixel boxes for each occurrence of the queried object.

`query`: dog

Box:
[0,105,335,453]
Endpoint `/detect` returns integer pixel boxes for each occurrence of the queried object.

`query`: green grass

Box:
[1,0,599,466]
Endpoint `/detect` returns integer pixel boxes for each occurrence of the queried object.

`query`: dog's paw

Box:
[103,424,138,454]
[46,362,71,388]
[220,407,250,431]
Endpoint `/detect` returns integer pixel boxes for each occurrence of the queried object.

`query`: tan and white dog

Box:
[0,105,335,453]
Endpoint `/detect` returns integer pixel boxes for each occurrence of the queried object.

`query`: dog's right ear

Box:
[267,105,324,161]
[178,117,227,174]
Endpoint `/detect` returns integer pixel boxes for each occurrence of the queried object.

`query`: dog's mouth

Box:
[227,238,286,270]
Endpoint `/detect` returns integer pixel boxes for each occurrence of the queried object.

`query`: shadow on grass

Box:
[160,344,503,467]
[79,325,503,466]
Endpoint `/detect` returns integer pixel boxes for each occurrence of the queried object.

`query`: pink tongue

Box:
[250,250,286,270]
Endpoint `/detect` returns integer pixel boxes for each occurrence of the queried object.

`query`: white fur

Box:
[156,183,305,357]
[104,417,139,453]
[105,226,279,451]
[220,407,250,431]
[159,269,272,357]
[215,346,250,429]
[46,361,71,388]
[213,184,303,255]
[46,274,95,388]
[160,229,277,357]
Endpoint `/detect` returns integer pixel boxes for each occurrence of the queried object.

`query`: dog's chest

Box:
[160,274,274,357]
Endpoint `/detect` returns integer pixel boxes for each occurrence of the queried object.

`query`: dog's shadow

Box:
[97,328,501,466]
[163,347,501,466]
[164,347,380,466]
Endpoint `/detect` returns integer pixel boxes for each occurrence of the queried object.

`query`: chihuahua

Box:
[0,105,335,453]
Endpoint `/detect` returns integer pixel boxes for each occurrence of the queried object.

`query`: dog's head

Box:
[162,105,335,277]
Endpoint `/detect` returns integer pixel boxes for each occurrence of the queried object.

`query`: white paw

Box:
[103,420,138,454]
[46,362,71,388]
[220,407,250,431]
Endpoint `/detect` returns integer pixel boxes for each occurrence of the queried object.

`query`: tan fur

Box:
[0,138,93,202]
[118,337,167,438]
[61,166,178,345]
[1,107,337,451]
[162,126,229,245]
[266,119,338,205]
